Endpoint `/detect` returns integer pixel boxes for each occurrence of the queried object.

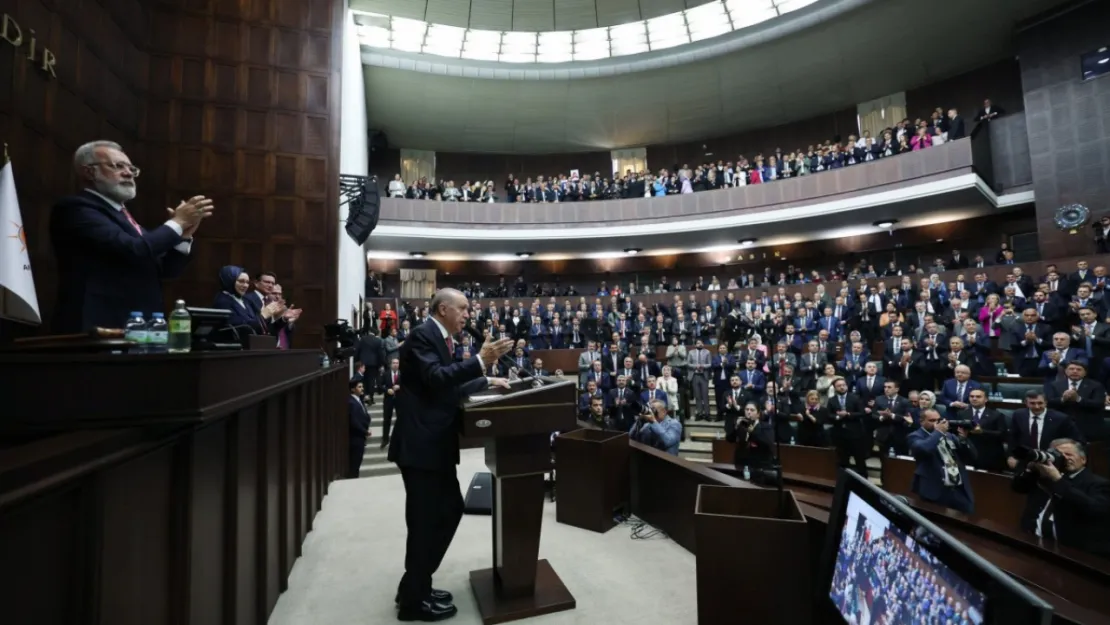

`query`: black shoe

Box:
[395,589,453,605]
[397,599,457,622]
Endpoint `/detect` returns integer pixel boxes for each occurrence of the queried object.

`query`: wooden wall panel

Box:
[141,0,344,349]
[0,0,342,348]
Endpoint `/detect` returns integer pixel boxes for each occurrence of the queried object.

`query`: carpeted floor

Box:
[268,448,698,625]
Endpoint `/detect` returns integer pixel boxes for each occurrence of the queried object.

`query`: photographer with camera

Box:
[629,399,682,456]
[1012,439,1110,557]
[724,401,776,480]
[908,409,978,515]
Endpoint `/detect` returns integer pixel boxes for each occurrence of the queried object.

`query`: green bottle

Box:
[168,300,192,353]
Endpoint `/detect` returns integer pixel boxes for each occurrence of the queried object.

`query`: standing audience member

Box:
[50,140,213,332]
[909,409,978,515]
[348,379,370,478]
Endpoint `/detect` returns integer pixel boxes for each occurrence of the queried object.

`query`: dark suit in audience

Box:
[348,384,370,478]
[909,425,977,515]
[956,405,1009,472]
[1008,408,1085,456]
[1045,376,1108,442]
[1013,450,1110,558]
[828,391,869,475]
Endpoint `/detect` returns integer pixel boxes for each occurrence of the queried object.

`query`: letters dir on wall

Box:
[2,14,58,78]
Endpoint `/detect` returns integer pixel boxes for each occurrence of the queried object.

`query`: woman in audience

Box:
[378,301,398,335]
[708,276,721,291]
[213,265,283,336]
[880,302,904,334]
[910,126,933,150]
[896,134,911,154]
[815,363,841,401]
[666,336,687,379]
[978,293,1004,337]
[659,365,681,419]
[388,174,406,198]
[726,278,739,290]
[796,389,830,446]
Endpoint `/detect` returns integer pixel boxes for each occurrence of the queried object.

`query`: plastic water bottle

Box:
[125,312,147,353]
[147,313,168,353]
[742,465,751,481]
[888,447,896,458]
[789,435,796,445]
[321,353,331,368]
[168,301,192,353]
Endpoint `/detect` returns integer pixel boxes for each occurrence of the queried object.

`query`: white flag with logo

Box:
[0,160,41,324]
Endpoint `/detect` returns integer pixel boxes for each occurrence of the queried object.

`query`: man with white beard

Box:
[49,140,214,333]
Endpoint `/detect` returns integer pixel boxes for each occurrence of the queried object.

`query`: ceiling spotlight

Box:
[516,252,533,258]
[873,219,898,229]
[936,238,944,243]
[409,251,426,258]
[738,238,758,246]
[624,248,642,255]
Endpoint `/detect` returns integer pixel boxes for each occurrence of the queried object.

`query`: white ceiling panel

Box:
[595,0,643,27]
[554,0,601,30]
[424,0,470,27]
[351,0,428,20]
[512,0,557,31]
[636,0,687,20]
[362,0,1059,153]
[469,0,515,30]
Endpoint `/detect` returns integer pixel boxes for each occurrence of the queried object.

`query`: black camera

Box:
[324,319,359,359]
[944,419,976,430]
[1013,446,1068,471]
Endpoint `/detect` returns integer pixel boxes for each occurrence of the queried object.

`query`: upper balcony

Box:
[371,131,1034,260]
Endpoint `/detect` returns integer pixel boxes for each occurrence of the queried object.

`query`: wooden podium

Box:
[460,376,579,625]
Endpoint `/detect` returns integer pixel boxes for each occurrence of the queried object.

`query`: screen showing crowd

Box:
[829,492,987,625]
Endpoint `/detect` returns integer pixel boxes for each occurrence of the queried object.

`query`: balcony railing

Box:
[378,138,978,228]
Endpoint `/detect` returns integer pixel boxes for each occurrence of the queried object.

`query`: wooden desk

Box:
[711,440,839,482]
[0,351,348,625]
[880,456,1026,530]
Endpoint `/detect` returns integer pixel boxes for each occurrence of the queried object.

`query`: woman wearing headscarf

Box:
[214,265,283,335]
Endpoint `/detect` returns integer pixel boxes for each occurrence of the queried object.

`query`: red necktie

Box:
[446,335,454,354]
[121,208,142,235]
[392,372,397,385]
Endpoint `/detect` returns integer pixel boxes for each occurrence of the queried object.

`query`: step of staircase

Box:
[356,402,401,479]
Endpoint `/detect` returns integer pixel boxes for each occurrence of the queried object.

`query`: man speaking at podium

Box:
[388,288,513,622]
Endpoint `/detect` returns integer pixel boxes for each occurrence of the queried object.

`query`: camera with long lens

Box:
[1013,446,1068,471]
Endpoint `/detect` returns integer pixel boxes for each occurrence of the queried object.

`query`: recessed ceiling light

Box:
[624,248,642,255]
[738,238,758,246]
[409,251,426,258]
[1099,58,1109,65]
[936,238,944,242]
[873,219,898,229]
[516,252,533,258]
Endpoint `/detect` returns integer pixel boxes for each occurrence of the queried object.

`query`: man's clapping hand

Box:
[283,308,303,323]
[167,195,214,236]
[261,301,286,319]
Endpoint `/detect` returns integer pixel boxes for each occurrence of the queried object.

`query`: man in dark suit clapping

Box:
[1045,362,1108,442]
[49,140,213,333]
[829,378,870,476]
[356,329,386,402]
[388,288,513,621]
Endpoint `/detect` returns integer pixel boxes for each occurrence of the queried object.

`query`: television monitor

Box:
[816,469,1053,625]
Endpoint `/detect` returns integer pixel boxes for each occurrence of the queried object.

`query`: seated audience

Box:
[213,265,285,336]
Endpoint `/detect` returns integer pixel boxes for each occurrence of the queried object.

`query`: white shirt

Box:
[1036,468,1085,538]
[1029,411,1046,449]
[86,189,192,255]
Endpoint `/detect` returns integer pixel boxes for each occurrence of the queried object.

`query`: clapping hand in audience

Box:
[167,195,214,237]
[283,308,303,323]
[261,300,286,320]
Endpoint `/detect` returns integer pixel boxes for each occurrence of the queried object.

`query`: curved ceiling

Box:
[362,0,1058,153]
[351,0,771,32]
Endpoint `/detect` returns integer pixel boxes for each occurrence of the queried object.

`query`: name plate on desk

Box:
[0,349,323,430]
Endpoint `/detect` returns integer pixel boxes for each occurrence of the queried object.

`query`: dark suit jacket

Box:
[607,387,641,428]
[828,392,868,439]
[1045,378,1108,440]
[380,368,400,403]
[873,394,913,433]
[947,116,967,141]
[1008,409,1085,454]
[908,428,977,506]
[49,190,189,332]
[1014,467,1110,557]
[355,334,386,368]
[212,292,265,335]
[957,407,1008,471]
[938,379,982,408]
[349,395,370,438]
[387,320,489,470]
